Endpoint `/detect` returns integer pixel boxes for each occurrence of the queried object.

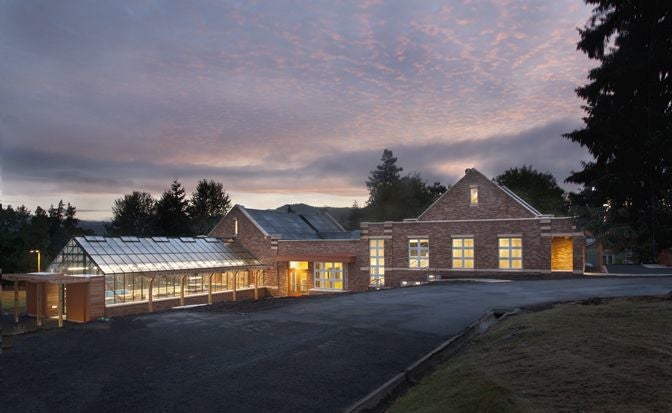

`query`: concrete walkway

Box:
[2,277,671,413]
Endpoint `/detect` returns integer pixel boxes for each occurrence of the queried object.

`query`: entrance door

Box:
[551,237,573,271]
[289,261,309,295]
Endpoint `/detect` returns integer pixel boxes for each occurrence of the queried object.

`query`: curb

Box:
[343,308,519,413]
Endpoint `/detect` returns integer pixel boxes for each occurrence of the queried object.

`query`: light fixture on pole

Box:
[29,249,41,272]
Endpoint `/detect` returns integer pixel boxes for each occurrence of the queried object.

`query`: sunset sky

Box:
[0,0,595,220]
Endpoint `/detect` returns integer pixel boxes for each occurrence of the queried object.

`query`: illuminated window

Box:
[409,239,429,269]
[369,239,385,287]
[234,218,239,236]
[470,186,478,205]
[314,262,344,290]
[499,237,522,269]
[452,238,474,269]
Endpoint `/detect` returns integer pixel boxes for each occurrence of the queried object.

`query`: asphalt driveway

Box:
[2,277,672,413]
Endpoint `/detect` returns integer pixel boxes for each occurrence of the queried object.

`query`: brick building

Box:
[8,168,583,327]
[210,168,584,295]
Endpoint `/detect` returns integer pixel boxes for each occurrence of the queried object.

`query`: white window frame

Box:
[499,237,523,269]
[314,262,345,290]
[452,237,474,269]
[408,239,429,269]
[470,185,478,206]
[369,239,385,287]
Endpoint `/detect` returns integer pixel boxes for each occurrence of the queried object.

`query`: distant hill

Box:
[78,220,109,235]
[274,203,355,229]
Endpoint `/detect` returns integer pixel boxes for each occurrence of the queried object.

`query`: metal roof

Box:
[244,208,358,240]
[48,236,264,275]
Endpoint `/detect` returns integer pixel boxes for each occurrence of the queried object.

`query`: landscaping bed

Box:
[389,295,672,413]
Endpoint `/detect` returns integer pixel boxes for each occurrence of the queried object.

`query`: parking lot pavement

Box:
[2,277,672,413]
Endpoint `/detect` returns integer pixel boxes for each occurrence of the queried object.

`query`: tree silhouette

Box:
[564,0,672,260]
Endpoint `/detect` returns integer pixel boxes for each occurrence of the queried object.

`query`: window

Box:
[369,239,385,287]
[409,239,429,268]
[452,238,474,268]
[314,262,344,290]
[499,237,522,269]
[470,186,478,205]
[234,218,239,236]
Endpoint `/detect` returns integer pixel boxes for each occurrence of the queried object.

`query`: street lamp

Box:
[29,249,41,272]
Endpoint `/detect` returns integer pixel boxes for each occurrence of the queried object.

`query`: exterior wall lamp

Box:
[29,249,41,272]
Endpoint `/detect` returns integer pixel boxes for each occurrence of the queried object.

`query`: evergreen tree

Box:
[0,202,89,273]
[189,179,231,235]
[366,149,403,221]
[365,149,448,221]
[564,1,672,260]
[347,200,365,230]
[494,166,568,216]
[156,180,191,236]
[108,191,157,236]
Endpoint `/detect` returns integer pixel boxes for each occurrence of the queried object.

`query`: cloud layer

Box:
[0,0,594,218]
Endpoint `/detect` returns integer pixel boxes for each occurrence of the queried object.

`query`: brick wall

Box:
[419,168,536,221]
[359,217,584,287]
[210,207,281,295]
[277,240,359,292]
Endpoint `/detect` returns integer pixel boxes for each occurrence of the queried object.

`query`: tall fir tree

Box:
[366,149,403,221]
[156,180,191,236]
[564,0,672,260]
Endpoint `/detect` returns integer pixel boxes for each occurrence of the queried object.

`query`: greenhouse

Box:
[45,236,268,315]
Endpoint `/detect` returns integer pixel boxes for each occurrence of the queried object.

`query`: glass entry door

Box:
[289,261,309,295]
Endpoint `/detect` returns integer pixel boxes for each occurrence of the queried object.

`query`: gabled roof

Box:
[417,168,544,220]
[497,185,543,216]
[47,236,264,275]
[239,206,358,240]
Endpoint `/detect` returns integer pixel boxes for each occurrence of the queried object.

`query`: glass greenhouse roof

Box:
[56,236,264,275]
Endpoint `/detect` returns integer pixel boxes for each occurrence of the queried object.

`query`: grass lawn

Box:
[389,296,672,413]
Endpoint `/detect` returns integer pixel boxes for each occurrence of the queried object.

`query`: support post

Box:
[180,275,186,306]
[254,270,259,300]
[232,271,237,302]
[208,273,213,305]
[36,283,42,328]
[148,276,154,313]
[57,284,63,328]
[14,280,19,323]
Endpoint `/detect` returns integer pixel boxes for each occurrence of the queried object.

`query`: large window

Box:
[211,272,230,292]
[499,237,522,269]
[452,238,474,268]
[48,239,102,275]
[314,262,344,290]
[409,239,429,269]
[105,274,149,304]
[369,239,385,287]
[104,271,244,304]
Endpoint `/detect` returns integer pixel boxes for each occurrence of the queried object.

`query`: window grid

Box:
[314,262,344,290]
[409,239,429,269]
[499,237,523,269]
[369,239,385,287]
[452,238,474,269]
